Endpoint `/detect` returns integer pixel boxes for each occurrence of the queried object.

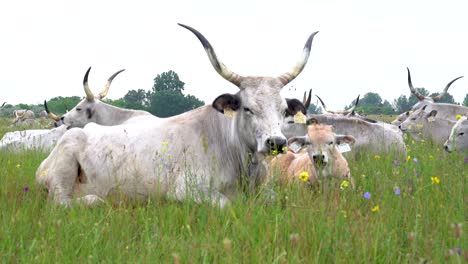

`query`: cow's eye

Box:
[287,121,294,124]
[411,118,416,121]
[76,108,82,111]
[458,132,465,136]
[328,141,334,146]
[244,107,253,114]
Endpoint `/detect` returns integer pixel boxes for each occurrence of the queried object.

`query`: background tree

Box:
[123,89,149,110]
[428,92,457,104]
[347,92,395,115]
[307,102,322,114]
[45,96,82,115]
[148,71,204,117]
[463,94,468,107]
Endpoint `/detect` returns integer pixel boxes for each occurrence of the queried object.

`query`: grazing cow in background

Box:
[12,109,36,126]
[36,23,319,207]
[391,68,464,126]
[39,110,48,119]
[52,67,153,128]
[270,123,355,187]
[399,106,455,145]
[444,116,468,153]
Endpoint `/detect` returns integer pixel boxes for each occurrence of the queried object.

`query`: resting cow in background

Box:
[399,106,456,145]
[391,68,464,126]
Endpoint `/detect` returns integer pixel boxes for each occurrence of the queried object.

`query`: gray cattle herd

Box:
[1,24,467,207]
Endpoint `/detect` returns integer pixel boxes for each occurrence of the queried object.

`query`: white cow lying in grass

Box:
[399,106,456,145]
[270,123,355,187]
[0,68,153,152]
[36,23,319,207]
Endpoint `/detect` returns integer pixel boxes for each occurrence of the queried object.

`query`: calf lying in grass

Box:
[270,123,355,187]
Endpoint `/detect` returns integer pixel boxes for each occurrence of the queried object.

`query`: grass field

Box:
[0,117,466,263]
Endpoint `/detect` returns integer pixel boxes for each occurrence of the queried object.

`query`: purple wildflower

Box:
[394,188,401,195]
[23,186,29,192]
[412,157,419,164]
[364,192,371,199]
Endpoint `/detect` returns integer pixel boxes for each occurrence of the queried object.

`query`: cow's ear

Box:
[288,136,310,147]
[336,135,356,146]
[285,99,306,116]
[405,111,410,116]
[212,94,241,113]
[426,110,437,118]
[306,118,318,125]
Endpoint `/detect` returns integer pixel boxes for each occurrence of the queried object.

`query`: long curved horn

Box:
[83,67,95,101]
[1,102,5,108]
[316,95,335,114]
[406,67,426,101]
[346,95,360,116]
[44,100,60,121]
[303,89,312,109]
[98,69,125,99]
[277,31,319,86]
[432,75,464,102]
[178,23,244,87]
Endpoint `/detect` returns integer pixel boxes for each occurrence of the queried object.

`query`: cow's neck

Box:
[95,103,150,125]
[199,107,265,183]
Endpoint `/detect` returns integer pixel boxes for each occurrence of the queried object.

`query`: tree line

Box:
[1,70,467,118]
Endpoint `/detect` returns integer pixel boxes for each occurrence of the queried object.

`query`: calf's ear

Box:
[285,99,306,116]
[212,94,241,113]
[335,135,356,145]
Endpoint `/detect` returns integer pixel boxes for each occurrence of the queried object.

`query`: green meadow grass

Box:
[0,119,466,263]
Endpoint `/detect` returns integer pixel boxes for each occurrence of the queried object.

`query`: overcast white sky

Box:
[0,0,467,109]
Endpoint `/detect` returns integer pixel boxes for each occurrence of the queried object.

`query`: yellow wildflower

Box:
[371,205,379,212]
[431,176,440,184]
[282,146,288,153]
[406,156,411,162]
[341,210,347,218]
[16,164,21,168]
[162,141,169,146]
[374,155,381,160]
[271,150,278,156]
[340,180,350,190]
[298,171,309,182]
[429,155,433,159]
[456,114,462,120]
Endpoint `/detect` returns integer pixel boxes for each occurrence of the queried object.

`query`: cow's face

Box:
[213,78,307,154]
[61,98,100,128]
[288,124,354,178]
[444,116,467,152]
[181,23,318,156]
[399,107,436,139]
[391,111,410,126]
[60,67,124,129]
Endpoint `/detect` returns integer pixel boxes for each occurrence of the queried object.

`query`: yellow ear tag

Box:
[294,112,306,124]
[224,108,236,118]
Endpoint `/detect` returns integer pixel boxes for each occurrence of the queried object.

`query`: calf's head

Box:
[288,123,355,178]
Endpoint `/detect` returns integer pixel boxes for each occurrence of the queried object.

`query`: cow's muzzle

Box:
[266,137,287,153]
[313,154,327,167]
